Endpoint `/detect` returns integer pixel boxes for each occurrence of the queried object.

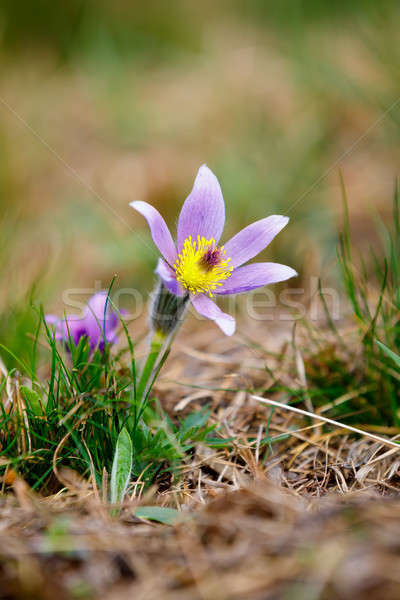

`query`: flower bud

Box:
[150,280,189,337]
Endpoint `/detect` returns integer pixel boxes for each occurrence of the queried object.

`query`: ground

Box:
[1,320,400,600]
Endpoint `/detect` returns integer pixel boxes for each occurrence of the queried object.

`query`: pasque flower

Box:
[46,291,119,351]
[131,165,297,336]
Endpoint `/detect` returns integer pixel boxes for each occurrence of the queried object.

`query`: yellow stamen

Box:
[174,235,233,297]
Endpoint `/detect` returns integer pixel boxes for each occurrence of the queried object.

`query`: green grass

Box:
[0,307,223,495]
[294,181,400,428]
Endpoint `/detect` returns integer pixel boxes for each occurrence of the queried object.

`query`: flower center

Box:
[174,235,233,296]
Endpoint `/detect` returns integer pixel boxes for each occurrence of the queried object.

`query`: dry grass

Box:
[1,319,400,599]
[2,482,400,599]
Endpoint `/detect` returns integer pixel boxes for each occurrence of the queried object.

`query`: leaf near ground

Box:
[110,427,133,506]
[134,506,181,525]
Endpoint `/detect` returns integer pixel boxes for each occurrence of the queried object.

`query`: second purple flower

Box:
[46,291,119,352]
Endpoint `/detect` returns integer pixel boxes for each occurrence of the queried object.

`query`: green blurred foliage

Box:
[0,0,398,61]
[0,0,200,61]
[240,0,397,24]
[0,0,399,346]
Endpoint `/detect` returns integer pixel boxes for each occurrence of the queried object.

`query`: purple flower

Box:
[130,165,297,336]
[46,292,119,352]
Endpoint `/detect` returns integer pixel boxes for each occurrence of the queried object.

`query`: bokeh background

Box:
[1,0,399,362]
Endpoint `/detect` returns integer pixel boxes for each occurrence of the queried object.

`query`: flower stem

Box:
[134,280,190,415]
[136,329,166,405]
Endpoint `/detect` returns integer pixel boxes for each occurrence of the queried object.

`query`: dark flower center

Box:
[199,247,223,271]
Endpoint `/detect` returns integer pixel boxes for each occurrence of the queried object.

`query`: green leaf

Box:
[134,506,180,525]
[181,409,210,433]
[20,385,44,416]
[110,427,133,507]
[376,339,400,370]
[205,436,236,448]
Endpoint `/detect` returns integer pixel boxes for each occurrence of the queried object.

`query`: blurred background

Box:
[0,0,399,362]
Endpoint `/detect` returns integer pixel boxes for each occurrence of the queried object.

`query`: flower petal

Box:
[224,216,289,268]
[85,292,119,347]
[155,258,185,297]
[216,262,297,295]
[63,315,89,347]
[45,315,64,341]
[177,165,225,251]
[191,293,235,336]
[130,200,177,265]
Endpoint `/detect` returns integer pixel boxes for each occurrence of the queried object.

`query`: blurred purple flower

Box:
[46,292,119,352]
[131,165,297,336]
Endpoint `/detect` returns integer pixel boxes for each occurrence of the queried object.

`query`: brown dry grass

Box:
[2,482,400,599]
[1,319,400,599]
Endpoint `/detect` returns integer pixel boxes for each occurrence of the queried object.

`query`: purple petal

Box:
[155,258,185,297]
[216,263,297,295]
[224,216,289,269]
[130,201,177,266]
[177,165,225,251]
[191,294,235,336]
[85,292,118,348]
[63,315,89,347]
[45,315,64,341]
[87,291,117,326]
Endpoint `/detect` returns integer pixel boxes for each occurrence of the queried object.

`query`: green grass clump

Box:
[301,181,400,428]
[0,310,220,495]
